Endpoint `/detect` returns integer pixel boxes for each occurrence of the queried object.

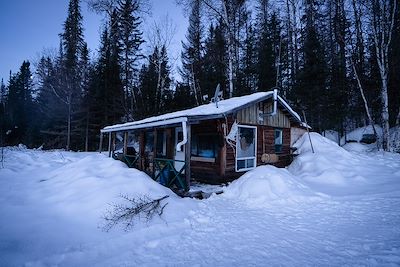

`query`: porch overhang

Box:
[101,117,189,133]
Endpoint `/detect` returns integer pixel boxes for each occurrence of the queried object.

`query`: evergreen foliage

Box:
[180,0,204,105]
[1,0,399,151]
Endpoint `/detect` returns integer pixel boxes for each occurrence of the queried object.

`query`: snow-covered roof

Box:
[102,91,302,133]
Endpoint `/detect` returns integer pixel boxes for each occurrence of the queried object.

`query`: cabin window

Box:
[274,129,283,153]
[156,130,166,157]
[191,134,218,159]
[236,125,257,172]
[145,130,154,153]
[126,132,139,155]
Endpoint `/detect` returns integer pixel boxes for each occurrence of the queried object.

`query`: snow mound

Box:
[289,133,362,190]
[39,154,193,223]
[223,165,320,207]
[1,148,196,228]
[342,142,376,153]
[294,132,352,156]
[322,130,340,144]
[289,132,400,196]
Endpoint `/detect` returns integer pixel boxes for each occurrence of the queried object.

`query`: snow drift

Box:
[289,132,400,196]
[223,165,320,207]
[1,140,400,266]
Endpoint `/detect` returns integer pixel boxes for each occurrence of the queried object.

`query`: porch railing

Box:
[153,158,188,191]
[113,152,140,168]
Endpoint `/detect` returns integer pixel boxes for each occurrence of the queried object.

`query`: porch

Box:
[99,117,193,192]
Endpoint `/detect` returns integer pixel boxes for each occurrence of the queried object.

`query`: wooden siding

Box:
[237,104,260,125]
[223,120,292,180]
[261,103,291,128]
[237,102,291,128]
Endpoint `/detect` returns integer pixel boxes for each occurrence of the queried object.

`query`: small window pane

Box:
[247,159,255,168]
[237,159,246,170]
[275,129,282,145]
[274,129,283,153]
[191,134,218,158]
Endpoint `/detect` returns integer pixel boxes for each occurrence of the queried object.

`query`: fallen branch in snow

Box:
[101,194,169,232]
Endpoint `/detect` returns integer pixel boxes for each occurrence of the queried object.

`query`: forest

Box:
[0,0,398,151]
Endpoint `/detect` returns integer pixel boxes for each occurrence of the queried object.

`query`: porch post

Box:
[139,131,145,170]
[152,128,157,177]
[123,131,128,155]
[185,124,191,190]
[99,132,103,153]
[108,132,112,157]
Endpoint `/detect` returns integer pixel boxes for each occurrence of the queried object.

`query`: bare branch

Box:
[101,194,169,232]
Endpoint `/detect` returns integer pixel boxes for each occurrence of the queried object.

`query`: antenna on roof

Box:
[211,84,222,108]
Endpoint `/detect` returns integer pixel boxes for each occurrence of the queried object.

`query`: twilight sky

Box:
[0,0,187,84]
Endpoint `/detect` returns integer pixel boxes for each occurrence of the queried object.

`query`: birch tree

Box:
[369,0,397,151]
[197,0,246,98]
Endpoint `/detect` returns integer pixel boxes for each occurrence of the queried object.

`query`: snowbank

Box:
[221,131,399,206]
[223,165,320,207]
[289,132,400,196]
[1,143,400,266]
[0,148,196,229]
[322,130,340,144]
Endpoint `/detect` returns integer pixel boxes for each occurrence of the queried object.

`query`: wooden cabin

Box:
[99,91,305,191]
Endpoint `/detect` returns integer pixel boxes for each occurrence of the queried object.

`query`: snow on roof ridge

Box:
[102,91,301,132]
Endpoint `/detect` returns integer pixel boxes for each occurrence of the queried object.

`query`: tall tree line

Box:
[0,0,399,151]
[179,0,399,151]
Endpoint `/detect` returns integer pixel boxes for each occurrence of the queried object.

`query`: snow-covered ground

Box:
[0,134,400,266]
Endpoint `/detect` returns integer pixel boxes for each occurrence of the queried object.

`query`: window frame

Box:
[274,128,283,153]
[235,125,257,172]
[191,133,219,159]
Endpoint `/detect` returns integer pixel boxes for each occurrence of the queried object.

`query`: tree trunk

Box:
[222,1,235,98]
[67,96,71,151]
[380,74,390,150]
[351,59,378,137]
[370,0,397,151]
[396,109,400,126]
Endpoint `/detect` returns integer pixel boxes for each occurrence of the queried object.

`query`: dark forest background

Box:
[0,0,399,151]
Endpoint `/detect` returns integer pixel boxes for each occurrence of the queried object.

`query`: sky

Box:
[0,0,187,84]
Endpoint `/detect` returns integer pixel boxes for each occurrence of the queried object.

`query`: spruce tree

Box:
[0,79,5,148]
[202,23,226,99]
[138,45,171,118]
[5,61,35,146]
[256,11,281,92]
[181,0,205,105]
[293,0,327,132]
[59,0,86,150]
[117,0,144,119]
[236,9,257,96]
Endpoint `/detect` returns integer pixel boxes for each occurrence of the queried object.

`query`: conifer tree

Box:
[58,0,86,150]
[202,23,226,99]
[5,61,35,145]
[138,45,171,118]
[256,11,281,92]
[117,0,144,119]
[181,0,204,105]
[293,0,327,132]
[0,79,5,148]
[236,8,257,96]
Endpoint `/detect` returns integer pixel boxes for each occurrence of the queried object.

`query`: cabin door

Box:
[174,127,185,172]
